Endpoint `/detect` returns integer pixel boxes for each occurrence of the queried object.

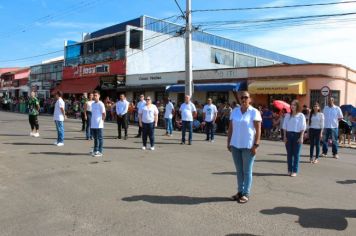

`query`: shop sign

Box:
[42,81,52,90]
[320,86,330,97]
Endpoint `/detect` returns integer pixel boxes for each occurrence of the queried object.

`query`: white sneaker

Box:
[150,146,155,151]
[56,143,64,147]
[93,152,103,157]
[142,146,146,150]
[34,133,40,138]
[30,132,34,137]
[89,149,94,155]
[210,139,215,143]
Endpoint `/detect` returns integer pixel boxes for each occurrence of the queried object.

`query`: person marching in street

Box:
[84,92,94,140]
[135,94,146,138]
[90,90,106,157]
[179,95,197,145]
[283,100,307,177]
[321,97,343,159]
[164,97,175,137]
[80,93,88,131]
[308,102,324,164]
[203,98,218,142]
[227,91,261,204]
[28,91,40,137]
[53,91,66,147]
[115,94,129,140]
[138,96,159,151]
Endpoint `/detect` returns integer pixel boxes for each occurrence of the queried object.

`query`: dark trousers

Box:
[309,128,322,160]
[91,128,103,153]
[142,122,155,147]
[117,113,128,138]
[285,132,302,173]
[81,112,86,131]
[85,111,92,139]
[181,121,193,143]
[137,127,142,136]
[29,115,39,130]
[205,121,214,140]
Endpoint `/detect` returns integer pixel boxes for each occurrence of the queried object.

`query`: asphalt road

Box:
[0,111,355,236]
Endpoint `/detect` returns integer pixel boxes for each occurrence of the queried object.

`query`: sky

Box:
[0,0,355,68]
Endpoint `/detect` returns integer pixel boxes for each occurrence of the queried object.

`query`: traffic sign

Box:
[320,86,330,97]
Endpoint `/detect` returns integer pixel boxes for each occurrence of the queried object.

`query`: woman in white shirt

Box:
[227,91,262,204]
[283,100,307,177]
[138,96,159,151]
[308,102,324,164]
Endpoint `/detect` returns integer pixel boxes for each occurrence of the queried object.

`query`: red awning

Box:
[52,78,99,94]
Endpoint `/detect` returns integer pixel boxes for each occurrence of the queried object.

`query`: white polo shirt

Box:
[180,102,197,122]
[283,113,307,132]
[115,100,129,115]
[139,105,159,123]
[230,106,262,149]
[323,105,343,128]
[53,98,65,121]
[203,104,218,122]
[91,101,106,129]
[86,100,94,112]
[164,102,174,119]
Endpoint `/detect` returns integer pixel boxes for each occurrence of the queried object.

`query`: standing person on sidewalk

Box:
[90,90,106,157]
[84,92,94,140]
[283,100,307,177]
[203,98,218,142]
[179,95,197,145]
[80,93,88,131]
[53,91,66,147]
[28,91,40,137]
[321,97,343,159]
[227,91,261,204]
[135,94,146,138]
[309,102,324,164]
[164,98,175,137]
[138,96,159,151]
[115,94,129,140]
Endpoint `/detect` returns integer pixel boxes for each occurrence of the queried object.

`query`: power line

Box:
[192,0,356,12]
[174,0,186,18]
[0,50,64,63]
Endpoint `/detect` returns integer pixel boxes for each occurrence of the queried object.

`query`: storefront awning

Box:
[166,82,247,93]
[52,78,100,94]
[248,80,306,95]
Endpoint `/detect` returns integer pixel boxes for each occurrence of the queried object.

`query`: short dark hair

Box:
[93,90,99,94]
[56,91,63,97]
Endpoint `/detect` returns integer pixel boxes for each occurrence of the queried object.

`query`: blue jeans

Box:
[205,121,214,140]
[309,128,322,160]
[91,128,103,153]
[322,128,339,155]
[285,132,302,173]
[165,118,173,135]
[54,120,64,143]
[231,147,255,196]
[142,122,155,147]
[85,111,92,139]
[181,121,193,143]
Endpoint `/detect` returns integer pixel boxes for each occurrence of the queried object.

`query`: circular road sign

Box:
[320,86,330,97]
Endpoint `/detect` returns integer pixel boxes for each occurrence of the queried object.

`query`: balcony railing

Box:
[65,49,125,67]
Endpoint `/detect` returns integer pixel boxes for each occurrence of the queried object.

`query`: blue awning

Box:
[166,82,247,93]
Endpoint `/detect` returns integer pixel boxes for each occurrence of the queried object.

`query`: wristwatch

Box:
[254,143,260,148]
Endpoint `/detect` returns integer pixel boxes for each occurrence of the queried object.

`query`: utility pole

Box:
[185,0,193,97]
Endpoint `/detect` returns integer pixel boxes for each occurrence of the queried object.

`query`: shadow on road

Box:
[4,142,53,146]
[260,207,356,231]
[0,134,29,137]
[336,180,356,185]
[267,153,309,158]
[226,234,260,236]
[212,172,288,177]
[122,195,231,205]
[105,146,142,150]
[41,137,87,141]
[256,159,309,164]
[133,141,179,145]
[29,152,89,156]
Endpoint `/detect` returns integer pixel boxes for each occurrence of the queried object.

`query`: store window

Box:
[211,48,234,66]
[207,92,229,105]
[310,90,340,109]
[235,53,256,68]
[257,58,274,66]
[130,29,143,49]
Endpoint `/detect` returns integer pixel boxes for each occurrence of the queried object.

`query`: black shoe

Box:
[86,137,89,140]
[135,134,141,138]
[117,136,122,139]
[188,141,192,145]
[180,141,185,145]
[205,138,209,141]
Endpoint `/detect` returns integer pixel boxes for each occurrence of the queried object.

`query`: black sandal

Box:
[231,192,242,201]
